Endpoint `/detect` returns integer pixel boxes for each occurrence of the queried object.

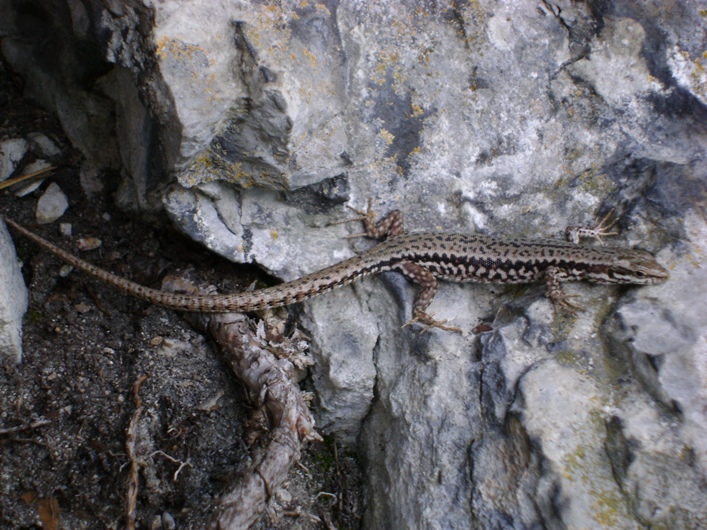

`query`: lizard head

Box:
[594,249,670,285]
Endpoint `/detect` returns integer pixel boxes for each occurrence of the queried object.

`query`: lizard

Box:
[1,203,669,333]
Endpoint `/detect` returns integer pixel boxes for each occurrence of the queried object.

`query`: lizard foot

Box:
[402,313,462,334]
[338,198,379,239]
[336,198,405,240]
[565,208,619,244]
[548,291,584,316]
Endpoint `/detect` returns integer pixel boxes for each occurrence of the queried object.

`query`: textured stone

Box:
[35,182,69,225]
[0,1,705,528]
[26,133,61,158]
[0,222,29,363]
[0,138,28,181]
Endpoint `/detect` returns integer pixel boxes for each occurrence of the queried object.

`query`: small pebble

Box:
[14,160,53,197]
[74,303,92,314]
[59,264,74,278]
[59,223,72,237]
[27,132,61,157]
[36,182,69,224]
[162,511,176,530]
[77,237,102,251]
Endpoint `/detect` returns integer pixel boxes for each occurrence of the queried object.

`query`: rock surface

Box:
[35,182,69,224]
[1,0,706,528]
[0,222,29,363]
[0,138,28,181]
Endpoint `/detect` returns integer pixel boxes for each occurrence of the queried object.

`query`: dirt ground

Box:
[0,63,362,529]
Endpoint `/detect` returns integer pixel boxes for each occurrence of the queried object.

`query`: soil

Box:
[0,62,362,529]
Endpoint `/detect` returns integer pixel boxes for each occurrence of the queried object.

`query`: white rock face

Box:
[1,1,705,528]
[0,138,28,181]
[0,222,29,363]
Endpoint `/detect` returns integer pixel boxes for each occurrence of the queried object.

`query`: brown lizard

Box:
[1,205,669,332]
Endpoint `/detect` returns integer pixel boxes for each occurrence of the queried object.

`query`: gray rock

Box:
[0,138,28,181]
[14,160,53,197]
[0,221,29,363]
[26,132,61,158]
[1,1,705,528]
[35,182,69,224]
[607,254,707,474]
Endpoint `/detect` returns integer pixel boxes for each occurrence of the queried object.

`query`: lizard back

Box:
[2,216,668,316]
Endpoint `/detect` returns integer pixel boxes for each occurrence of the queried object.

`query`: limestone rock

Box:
[0,222,29,363]
[0,138,28,181]
[35,182,69,224]
[1,1,705,528]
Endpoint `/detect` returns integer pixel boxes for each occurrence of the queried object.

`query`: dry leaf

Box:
[37,496,60,530]
[20,491,36,504]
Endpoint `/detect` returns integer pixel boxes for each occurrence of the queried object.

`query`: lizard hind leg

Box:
[396,261,462,334]
[336,198,405,240]
[545,266,584,315]
[402,314,463,334]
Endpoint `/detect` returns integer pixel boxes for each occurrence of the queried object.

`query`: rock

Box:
[571,18,662,106]
[59,223,72,237]
[1,1,705,528]
[35,182,69,224]
[606,221,707,473]
[0,138,28,181]
[26,132,61,158]
[161,511,176,530]
[14,160,54,197]
[0,221,29,363]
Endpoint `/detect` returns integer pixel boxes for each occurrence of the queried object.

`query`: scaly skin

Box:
[1,208,669,332]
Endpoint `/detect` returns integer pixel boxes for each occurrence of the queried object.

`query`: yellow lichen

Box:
[591,490,623,527]
[379,129,395,145]
[302,47,317,68]
[315,3,331,16]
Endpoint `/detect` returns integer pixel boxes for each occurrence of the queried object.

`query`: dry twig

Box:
[0,166,56,191]
[0,419,51,435]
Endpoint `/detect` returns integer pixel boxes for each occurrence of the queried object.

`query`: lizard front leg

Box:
[342,204,459,332]
[341,198,405,239]
[565,209,618,244]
